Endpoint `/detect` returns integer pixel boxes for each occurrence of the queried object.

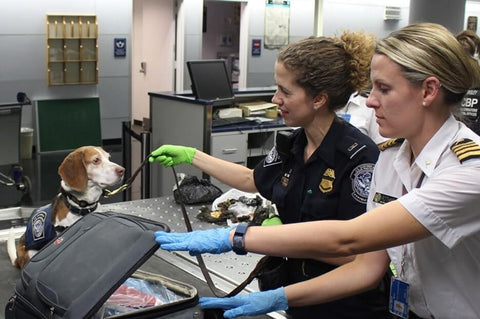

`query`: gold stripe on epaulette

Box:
[451,138,480,163]
[378,138,404,151]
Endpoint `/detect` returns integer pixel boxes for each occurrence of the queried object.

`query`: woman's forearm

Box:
[192,150,257,193]
[285,251,390,307]
[241,201,430,258]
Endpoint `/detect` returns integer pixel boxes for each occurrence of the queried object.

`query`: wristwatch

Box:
[232,223,249,255]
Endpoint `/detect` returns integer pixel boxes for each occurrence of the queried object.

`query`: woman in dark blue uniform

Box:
[150,31,388,318]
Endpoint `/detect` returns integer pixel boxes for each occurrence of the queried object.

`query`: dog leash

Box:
[104,154,260,297]
[171,166,227,298]
[103,155,151,198]
[171,166,267,299]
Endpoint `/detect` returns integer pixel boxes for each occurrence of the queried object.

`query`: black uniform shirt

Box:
[253,118,387,318]
[254,117,379,224]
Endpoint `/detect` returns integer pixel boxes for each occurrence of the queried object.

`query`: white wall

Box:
[322,0,410,38]
[0,0,132,142]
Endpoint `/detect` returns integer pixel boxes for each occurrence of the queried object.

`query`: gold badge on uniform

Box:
[319,168,335,193]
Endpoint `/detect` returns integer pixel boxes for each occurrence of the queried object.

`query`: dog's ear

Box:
[58,150,88,191]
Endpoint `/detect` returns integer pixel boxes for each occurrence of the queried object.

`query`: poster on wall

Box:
[467,16,478,32]
[114,38,126,57]
[264,0,290,49]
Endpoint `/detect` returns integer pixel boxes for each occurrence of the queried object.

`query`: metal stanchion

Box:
[121,121,151,200]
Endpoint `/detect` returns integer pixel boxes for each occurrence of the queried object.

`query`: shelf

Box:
[46,14,98,86]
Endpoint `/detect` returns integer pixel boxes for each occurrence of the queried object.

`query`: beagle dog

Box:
[8,146,125,269]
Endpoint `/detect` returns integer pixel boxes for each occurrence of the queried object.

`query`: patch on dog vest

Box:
[378,138,404,151]
[25,204,57,250]
[451,138,480,163]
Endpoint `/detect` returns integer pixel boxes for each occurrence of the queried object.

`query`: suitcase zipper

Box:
[6,295,16,311]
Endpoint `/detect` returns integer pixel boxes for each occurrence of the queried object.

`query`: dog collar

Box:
[60,188,99,216]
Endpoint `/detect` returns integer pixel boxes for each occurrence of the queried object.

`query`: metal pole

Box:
[121,121,132,201]
[140,131,151,199]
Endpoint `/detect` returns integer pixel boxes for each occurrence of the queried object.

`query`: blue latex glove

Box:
[154,227,234,256]
[200,287,288,318]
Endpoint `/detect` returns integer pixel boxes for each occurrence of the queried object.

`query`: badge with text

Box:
[373,192,397,204]
[389,277,409,318]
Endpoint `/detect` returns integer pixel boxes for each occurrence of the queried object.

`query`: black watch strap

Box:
[232,223,249,255]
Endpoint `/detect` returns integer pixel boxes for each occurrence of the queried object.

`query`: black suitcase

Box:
[4,211,200,319]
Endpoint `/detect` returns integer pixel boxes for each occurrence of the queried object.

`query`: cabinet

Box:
[210,128,291,190]
[46,14,98,86]
[211,128,290,167]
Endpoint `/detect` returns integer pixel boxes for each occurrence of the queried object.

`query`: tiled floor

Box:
[0,142,135,210]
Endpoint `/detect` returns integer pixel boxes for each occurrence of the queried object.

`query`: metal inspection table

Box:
[0,196,285,319]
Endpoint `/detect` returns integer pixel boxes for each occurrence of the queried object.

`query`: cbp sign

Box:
[460,89,480,119]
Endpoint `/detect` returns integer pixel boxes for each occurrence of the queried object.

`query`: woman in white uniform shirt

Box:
[153,23,480,318]
[336,92,388,144]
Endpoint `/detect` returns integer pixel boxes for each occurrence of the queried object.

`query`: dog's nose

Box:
[117,167,125,176]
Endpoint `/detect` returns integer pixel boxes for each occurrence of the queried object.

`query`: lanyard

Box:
[399,171,426,278]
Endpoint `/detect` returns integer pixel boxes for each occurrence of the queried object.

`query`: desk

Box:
[149,90,291,197]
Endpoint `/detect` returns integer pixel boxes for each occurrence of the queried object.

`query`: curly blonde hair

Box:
[276,30,376,111]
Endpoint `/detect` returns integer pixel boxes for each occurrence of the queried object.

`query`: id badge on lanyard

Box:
[389,172,425,318]
[389,275,410,318]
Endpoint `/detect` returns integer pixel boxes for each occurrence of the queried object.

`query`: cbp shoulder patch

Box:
[350,163,375,204]
[263,147,282,167]
[450,138,480,163]
[378,138,405,151]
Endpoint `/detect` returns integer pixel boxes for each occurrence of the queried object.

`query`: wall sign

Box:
[114,38,126,57]
[252,39,262,56]
[467,16,478,32]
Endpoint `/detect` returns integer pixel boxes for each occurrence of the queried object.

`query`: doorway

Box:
[202,1,241,89]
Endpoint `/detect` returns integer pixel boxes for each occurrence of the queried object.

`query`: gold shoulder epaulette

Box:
[450,138,480,163]
[378,138,404,151]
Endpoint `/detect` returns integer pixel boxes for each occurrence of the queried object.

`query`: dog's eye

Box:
[93,157,101,164]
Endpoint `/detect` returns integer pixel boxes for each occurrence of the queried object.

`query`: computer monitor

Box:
[186,59,234,104]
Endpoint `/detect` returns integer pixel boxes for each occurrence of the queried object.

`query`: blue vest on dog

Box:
[25,204,57,250]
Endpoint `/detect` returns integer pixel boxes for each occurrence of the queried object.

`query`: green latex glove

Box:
[261,212,283,226]
[149,145,196,167]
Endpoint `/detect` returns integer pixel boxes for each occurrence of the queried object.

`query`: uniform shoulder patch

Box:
[378,138,404,151]
[263,147,282,167]
[450,138,480,163]
[350,163,375,204]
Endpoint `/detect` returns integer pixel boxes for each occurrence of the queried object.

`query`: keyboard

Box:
[212,117,254,127]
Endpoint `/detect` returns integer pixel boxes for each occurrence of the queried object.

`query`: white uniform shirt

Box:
[336,94,388,144]
[367,115,480,319]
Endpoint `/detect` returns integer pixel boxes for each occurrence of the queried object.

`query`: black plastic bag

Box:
[256,256,288,291]
[173,174,223,204]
